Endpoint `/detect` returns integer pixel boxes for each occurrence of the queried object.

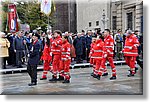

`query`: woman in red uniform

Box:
[60,35,71,83]
[92,35,104,80]
[40,37,52,80]
[89,37,96,76]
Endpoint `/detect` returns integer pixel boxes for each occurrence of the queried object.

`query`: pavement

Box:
[0,65,143,95]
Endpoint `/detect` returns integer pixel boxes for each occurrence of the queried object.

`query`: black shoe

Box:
[49,75,57,82]
[102,73,108,76]
[93,74,98,78]
[110,76,116,80]
[135,67,138,70]
[28,82,37,86]
[62,79,70,83]
[91,72,94,76]
[96,75,101,80]
[57,75,64,81]
[127,73,134,77]
[40,77,47,80]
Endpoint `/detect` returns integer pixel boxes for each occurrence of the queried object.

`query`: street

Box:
[0,65,143,95]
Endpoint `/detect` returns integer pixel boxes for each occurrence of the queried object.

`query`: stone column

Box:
[135,1,143,33]
[116,1,122,30]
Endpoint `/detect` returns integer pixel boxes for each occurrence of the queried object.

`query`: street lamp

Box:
[101,9,109,30]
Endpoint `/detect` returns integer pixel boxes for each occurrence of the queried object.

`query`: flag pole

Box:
[48,15,49,31]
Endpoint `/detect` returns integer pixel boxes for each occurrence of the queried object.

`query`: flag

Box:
[40,0,56,16]
[8,4,19,33]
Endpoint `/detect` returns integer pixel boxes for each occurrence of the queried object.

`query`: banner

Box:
[8,4,19,33]
[40,0,56,16]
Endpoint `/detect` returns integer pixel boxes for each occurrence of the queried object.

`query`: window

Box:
[127,12,133,30]
[96,21,99,26]
[112,16,117,30]
[89,22,92,27]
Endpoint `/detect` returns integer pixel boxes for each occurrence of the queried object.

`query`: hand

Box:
[23,40,26,44]
[27,54,30,57]
[119,51,122,53]
[50,52,52,56]
[14,50,16,53]
[104,54,107,58]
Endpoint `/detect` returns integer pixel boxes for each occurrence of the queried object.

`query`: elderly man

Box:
[13,31,26,68]
[73,33,83,63]
[122,30,140,77]
[0,32,10,69]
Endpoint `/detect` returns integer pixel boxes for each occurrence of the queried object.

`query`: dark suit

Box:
[73,36,83,63]
[27,40,40,83]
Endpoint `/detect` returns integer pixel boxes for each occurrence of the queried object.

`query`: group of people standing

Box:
[0,28,142,86]
[89,29,140,80]
[27,30,72,86]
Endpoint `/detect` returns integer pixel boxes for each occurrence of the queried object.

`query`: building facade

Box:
[111,0,143,33]
[77,0,111,32]
[52,0,77,33]
[76,0,143,33]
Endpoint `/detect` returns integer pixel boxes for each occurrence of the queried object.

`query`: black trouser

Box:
[82,48,86,60]
[1,57,7,69]
[76,55,82,63]
[8,50,16,65]
[27,65,37,83]
[136,56,143,69]
[16,50,23,67]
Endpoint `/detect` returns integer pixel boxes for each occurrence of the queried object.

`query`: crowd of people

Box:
[0,28,143,86]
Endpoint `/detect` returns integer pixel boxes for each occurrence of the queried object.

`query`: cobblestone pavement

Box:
[0,65,143,95]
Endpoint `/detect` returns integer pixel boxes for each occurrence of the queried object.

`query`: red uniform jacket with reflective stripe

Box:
[51,36,62,55]
[61,40,71,60]
[103,35,114,57]
[41,44,52,61]
[89,42,96,58]
[92,39,104,59]
[123,34,139,56]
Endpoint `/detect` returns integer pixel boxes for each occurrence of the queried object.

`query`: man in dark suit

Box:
[73,33,83,63]
[27,33,40,86]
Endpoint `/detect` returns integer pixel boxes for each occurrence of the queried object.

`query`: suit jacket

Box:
[28,40,40,65]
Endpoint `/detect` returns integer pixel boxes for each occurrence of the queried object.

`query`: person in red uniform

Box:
[49,30,62,82]
[99,29,117,80]
[92,35,104,80]
[89,37,96,76]
[122,30,139,77]
[40,37,52,80]
[60,35,71,83]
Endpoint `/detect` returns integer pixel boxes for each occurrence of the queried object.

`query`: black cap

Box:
[32,33,40,39]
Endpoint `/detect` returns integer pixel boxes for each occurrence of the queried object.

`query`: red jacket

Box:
[51,36,62,55]
[92,39,104,59]
[61,40,71,61]
[41,44,52,61]
[89,42,96,58]
[123,34,139,56]
[103,35,114,57]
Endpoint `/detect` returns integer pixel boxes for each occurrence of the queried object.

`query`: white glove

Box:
[104,54,107,58]
[50,52,52,56]
[27,54,30,57]
[120,51,122,53]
